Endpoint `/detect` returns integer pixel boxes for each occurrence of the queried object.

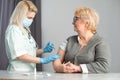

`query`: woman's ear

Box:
[85,21,89,28]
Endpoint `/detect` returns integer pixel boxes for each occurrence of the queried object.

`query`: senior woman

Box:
[53,6,111,73]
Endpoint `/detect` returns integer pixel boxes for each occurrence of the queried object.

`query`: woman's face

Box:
[22,11,36,27]
[72,16,87,34]
[26,11,36,20]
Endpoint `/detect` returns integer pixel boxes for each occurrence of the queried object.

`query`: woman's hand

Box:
[62,62,74,73]
[63,62,82,73]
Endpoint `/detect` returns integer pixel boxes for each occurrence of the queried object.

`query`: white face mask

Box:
[23,18,33,28]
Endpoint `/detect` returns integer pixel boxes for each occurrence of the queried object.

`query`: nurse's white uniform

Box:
[5,24,37,72]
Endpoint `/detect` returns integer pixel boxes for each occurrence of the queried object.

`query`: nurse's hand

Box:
[40,54,60,64]
[43,42,54,53]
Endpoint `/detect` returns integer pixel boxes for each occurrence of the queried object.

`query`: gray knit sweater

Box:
[63,33,111,73]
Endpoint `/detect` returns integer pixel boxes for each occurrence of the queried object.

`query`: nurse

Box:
[5,0,60,72]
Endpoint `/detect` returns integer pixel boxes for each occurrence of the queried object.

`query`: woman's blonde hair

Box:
[74,6,99,33]
[10,0,38,26]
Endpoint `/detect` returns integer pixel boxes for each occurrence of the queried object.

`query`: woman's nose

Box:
[72,22,75,25]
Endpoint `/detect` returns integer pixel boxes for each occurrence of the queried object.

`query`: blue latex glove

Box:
[43,42,54,53]
[40,54,60,64]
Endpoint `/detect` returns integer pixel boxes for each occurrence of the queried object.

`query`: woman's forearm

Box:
[53,59,64,72]
[17,53,40,63]
[36,48,44,55]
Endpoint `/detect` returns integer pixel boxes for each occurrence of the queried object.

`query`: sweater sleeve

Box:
[59,40,68,51]
[86,41,111,73]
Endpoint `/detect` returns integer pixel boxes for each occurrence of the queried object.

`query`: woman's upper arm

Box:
[58,40,68,62]
[86,41,111,73]
[6,25,27,59]
[52,41,67,69]
[58,48,65,62]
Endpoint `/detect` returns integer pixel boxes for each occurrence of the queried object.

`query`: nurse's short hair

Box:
[10,0,38,26]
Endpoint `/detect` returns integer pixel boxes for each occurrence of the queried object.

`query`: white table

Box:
[0,70,120,80]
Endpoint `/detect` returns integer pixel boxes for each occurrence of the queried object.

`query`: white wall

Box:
[41,0,120,72]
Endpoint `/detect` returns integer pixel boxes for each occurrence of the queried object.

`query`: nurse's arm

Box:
[36,48,44,55]
[17,53,40,63]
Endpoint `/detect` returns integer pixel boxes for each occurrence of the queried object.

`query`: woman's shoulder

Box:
[94,33,104,42]
[5,24,22,35]
[66,35,78,41]
[8,24,19,29]
[6,24,21,32]
[92,32,108,46]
